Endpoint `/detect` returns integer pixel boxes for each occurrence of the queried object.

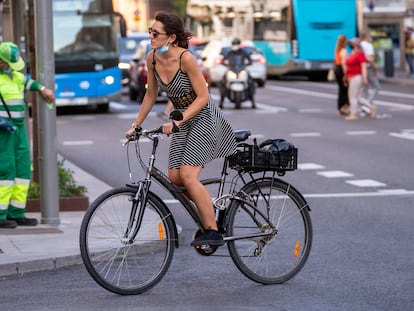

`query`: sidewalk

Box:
[1,71,413,278]
[0,160,111,277]
[378,69,414,86]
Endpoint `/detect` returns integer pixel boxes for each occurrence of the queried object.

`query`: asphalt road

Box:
[1,78,413,310]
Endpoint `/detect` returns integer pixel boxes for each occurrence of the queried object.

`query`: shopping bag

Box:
[327,68,335,81]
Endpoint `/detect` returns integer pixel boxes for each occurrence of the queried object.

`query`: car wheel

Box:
[257,80,265,87]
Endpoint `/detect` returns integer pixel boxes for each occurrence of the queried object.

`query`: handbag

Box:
[0,93,16,132]
[327,67,335,81]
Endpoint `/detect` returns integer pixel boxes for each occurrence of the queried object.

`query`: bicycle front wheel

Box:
[79,187,176,295]
[227,178,312,284]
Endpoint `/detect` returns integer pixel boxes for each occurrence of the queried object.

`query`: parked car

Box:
[200,40,267,87]
[118,32,148,86]
[128,40,208,103]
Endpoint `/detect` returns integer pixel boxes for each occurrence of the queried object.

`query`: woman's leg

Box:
[168,166,217,230]
[346,75,362,120]
[358,85,376,119]
[335,65,348,111]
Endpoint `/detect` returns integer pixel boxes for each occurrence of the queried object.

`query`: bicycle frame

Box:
[127,131,281,246]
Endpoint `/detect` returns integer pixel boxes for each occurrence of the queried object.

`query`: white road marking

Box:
[254,106,288,113]
[346,130,377,135]
[317,171,354,178]
[389,131,414,141]
[303,189,414,198]
[298,163,325,170]
[266,85,414,111]
[267,85,336,99]
[290,132,321,137]
[62,140,94,146]
[378,90,414,99]
[110,102,129,110]
[346,179,386,187]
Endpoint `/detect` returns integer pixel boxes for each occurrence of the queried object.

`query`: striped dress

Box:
[153,50,237,169]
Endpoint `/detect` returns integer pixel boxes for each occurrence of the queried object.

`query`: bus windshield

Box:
[53,0,117,62]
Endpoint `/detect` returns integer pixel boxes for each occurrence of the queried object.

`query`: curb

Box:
[0,255,83,278]
[379,74,414,86]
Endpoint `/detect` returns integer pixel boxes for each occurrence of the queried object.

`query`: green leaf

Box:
[28,159,87,198]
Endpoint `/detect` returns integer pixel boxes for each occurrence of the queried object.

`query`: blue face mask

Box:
[157,37,170,54]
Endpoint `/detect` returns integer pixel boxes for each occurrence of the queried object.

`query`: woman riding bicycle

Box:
[125,11,236,247]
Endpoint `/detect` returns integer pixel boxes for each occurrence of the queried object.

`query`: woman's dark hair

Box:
[154,11,192,48]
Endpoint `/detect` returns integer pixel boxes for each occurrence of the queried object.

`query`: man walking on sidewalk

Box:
[360,31,379,118]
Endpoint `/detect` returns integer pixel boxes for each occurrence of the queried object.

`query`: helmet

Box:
[232,37,241,45]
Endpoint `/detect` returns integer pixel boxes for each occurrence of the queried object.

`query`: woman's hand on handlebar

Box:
[125,127,135,140]
[125,124,141,140]
[162,121,180,136]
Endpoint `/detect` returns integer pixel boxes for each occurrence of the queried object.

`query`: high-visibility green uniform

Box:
[0,69,43,220]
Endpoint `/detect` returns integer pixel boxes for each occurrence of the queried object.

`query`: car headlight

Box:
[104,76,115,85]
[118,62,131,70]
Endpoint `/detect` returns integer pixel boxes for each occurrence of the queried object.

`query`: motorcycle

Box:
[219,63,256,109]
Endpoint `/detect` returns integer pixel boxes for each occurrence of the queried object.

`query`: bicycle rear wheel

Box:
[227,178,312,284]
[79,187,176,295]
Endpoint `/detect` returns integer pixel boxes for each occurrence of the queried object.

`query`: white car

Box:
[201,40,267,87]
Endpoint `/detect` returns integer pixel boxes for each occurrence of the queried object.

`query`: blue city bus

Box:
[253,0,357,76]
[53,0,122,111]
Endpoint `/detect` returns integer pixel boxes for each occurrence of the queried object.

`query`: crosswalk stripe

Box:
[317,171,354,178]
[346,179,387,187]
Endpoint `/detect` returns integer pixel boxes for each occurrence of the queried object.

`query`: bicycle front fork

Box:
[122,181,151,244]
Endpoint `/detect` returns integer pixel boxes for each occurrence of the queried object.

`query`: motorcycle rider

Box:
[219,37,256,108]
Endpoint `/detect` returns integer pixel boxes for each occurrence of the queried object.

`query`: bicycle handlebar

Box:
[125,110,183,144]
[124,115,181,145]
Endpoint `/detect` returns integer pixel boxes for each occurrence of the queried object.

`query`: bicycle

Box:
[79,114,312,295]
